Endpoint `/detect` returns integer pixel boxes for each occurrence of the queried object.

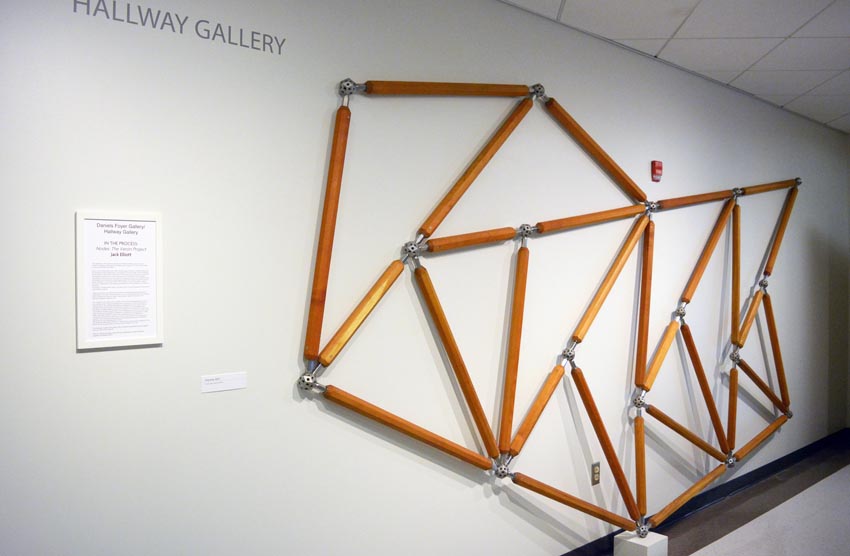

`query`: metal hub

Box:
[297,373,317,391]
[730,350,741,365]
[725,454,737,468]
[339,78,359,97]
[636,521,650,538]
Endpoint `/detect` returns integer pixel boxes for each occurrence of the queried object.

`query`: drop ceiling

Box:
[500,0,850,133]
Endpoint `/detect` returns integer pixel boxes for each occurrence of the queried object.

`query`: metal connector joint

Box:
[644,200,660,214]
[785,409,794,419]
[529,83,548,102]
[518,223,535,247]
[636,518,650,538]
[725,453,737,468]
[675,302,687,321]
[297,371,327,393]
[338,78,366,97]
[730,349,741,365]
[795,177,802,186]
[494,454,514,478]
[732,187,744,199]
[759,278,769,291]
[401,239,427,268]
[633,389,648,409]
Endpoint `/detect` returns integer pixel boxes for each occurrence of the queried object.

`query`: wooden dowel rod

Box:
[762,294,790,407]
[681,199,735,303]
[414,266,499,458]
[680,324,730,454]
[500,246,530,453]
[536,205,645,235]
[736,290,764,348]
[763,187,799,276]
[727,367,738,450]
[509,365,564,456]
[572,367,640,520]
[544,98,647,202]
[512,473,636,531]
[318,260,404,367]
[323,385,492,470]
[427,227,516,254]
[572,215,649,343]
[658,189,732,211]
[734,415,788,461]
[646,405,726,462]
[364,81,531,97]
[635,221,654,388]
[732,204,741,345]
[741,178,799,196]
[649,464,726,527]
[738,359,789,414]
[419,98,533,237]
[305,106,351,360]
[639,319,680,392]
[635,415,647,517]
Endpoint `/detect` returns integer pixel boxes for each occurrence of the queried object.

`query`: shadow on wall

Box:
[821,232,849,432]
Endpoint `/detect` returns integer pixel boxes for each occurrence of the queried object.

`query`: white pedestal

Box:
[614,531,668,556]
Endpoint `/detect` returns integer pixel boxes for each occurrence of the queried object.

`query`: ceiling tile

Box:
[827,113,850,132]
[784,94,850,122]
[794,0,850,37]
[753,38,850,70]
[731,70,840,95]
[500,0,563,20]
[809,70,850,94]
[676,0,833,38]
[756,94,801,106]
[617,39,668,56]
[699,70,744,83]
[559,0,700,39]
[659,38,782,71]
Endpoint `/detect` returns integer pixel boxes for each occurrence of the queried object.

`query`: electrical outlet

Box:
[591,462,601,485]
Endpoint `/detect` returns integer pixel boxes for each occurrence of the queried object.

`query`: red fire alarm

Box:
[651,160,663,182]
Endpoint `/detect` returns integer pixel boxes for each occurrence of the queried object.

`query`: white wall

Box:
[1,1,847,555]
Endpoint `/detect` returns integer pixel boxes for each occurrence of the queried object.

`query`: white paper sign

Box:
[76,212,163,349]
[201,372,248,393]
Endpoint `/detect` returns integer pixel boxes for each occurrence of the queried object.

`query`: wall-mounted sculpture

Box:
[298,79,798,537]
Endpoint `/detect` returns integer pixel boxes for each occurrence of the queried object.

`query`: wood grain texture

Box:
[681,324,730,454]
[323,385,492,470]
[635,415,647,517]
[763,187,798,276]
[572,367,640,520]
[572,215,649,343]
[649,464,726,527]
[535,205,645,234]
[318,260,404,367]
[305,106,351,360]
[728,367,738,450]
[508,364,563,456]
[364,81,530,97]
[737,290,764,348]
[681,199,735,303]
[734,415,788,461]
[646,405,726,462]
[732,204,741,345]
[500,246,530,453]
[544,98,647,202]
[427,227,516,254]
[414,266,499,458]
[635,221,654,388]
[639,319,680,391]
[738,358,789,414]
[763,294,790,407]
[512,473,636,531]
[741,179,798,196]
[658,189,732,211]
[418,98,533,237]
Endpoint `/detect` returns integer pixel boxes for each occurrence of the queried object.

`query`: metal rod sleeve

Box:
[639,319,680,392]
[740,179,799,196]
[736,290,764,348]
[364,80,531,97]
[418,98,533,238]
[762,294,790,407]
[635,415,647,517]
[635,221,654,388]
[500,246,530,453]
[763,187,798,276]
[680,324,730,454]
[681,199,735,303]
[728,367,738,450]
[305,106,351,360]
[734,415,788,461]
[732,204,741,345]
[508,364,563,456]
[323,385,492,470]
[572,367,640,521]
[648,464,726,527]
[737,359,789,414]
[414,266,500,458]
[427,227,517,254]
[572,215,649,343]
[658,189,733,211]
[543,98,647,202]
[645,405,726,462]
[318,260,404,367]
[512,473,637,531]
[535,205,645,235]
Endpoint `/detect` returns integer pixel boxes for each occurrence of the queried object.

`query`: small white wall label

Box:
[201,372,247,393]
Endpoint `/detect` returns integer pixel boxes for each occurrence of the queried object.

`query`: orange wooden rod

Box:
[427,227,516,254]
[323,385,492,470]
[728,367,738,451]
[572,367,640,521]
[635,221,654,388]
[419,98,533,238]
[536,205,645,235]
[741,178,799,196]
[658,189,732,211]
[763,187,799,276]
[500,246,530,453]
[681,199,735,303]
[732,204,741,345]
[544,98,647,202]
[738,359,789,414]
[736,290,764,348]
[414,266,499,458]
[512,473,636,531]
[680,324,730,454]
[364,80,531,97]
[639,319,680,392]
[305,106,351,361]
[763,294,790,407]
[572,215,649,343]
[649,464,726,527]
[508,364,563,456]
[734,415,788,461]
[646,405,726,462]
[318,260,404,367]
[635,415,647,517]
